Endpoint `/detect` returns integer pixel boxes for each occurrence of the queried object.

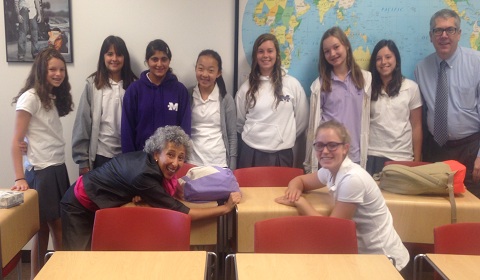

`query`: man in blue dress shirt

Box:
[415,9,480,198]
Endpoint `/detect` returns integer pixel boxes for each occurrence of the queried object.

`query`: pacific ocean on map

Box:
[241,0,480,95]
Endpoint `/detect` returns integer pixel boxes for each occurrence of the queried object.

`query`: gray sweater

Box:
[72,77,124,169]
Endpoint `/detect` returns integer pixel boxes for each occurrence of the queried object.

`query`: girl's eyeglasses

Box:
[313,142,345,152]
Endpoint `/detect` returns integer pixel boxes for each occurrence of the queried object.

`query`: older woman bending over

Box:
[61,125,241,250]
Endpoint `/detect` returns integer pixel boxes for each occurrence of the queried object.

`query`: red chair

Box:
[415,223,480,279]
[177,162,197,178]
[434,223,480,255]
[91,207,191,251]
[234,166,304,187]
[254,216,358,254]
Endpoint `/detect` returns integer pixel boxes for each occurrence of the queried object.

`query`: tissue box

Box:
[0,191,24,208]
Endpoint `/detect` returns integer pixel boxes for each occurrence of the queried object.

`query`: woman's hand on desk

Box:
[275,196,322,216]
[284,188,302,202]
[225,192,242,209]
[275,196,296,206]
[275,196,307,207]
[131,196,150,207]
[283,173,323,202]
[11,179,29,191]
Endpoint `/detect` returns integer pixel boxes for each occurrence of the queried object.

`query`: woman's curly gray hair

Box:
[144,126,191,159]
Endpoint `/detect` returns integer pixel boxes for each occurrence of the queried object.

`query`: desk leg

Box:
[226,209,237,253]
[414,254,449,280]
[44,251,54,263]
[233,206,238,252]
[205,252,217,280]
[386,255,396,268]
[225,254,237,280]
[216,214,226,280]
[217,207,238,280]
[413,254,425,280]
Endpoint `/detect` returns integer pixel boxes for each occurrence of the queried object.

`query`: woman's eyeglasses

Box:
[313,142,345,152]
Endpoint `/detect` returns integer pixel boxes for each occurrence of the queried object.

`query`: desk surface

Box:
[236,187,480,252]
[382,188,480,243]
[234,253,403,280]
[426,254,480,280]
[35,251,207,280]
[237,187,332,252]
[0,189,39,267]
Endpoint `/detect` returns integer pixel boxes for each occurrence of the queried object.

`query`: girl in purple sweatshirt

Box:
[121,39,191,153]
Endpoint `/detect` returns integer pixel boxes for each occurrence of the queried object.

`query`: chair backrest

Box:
[234,166,304,187]
[177,162,197,178]
[91,207,191,251]
[434,223,480,255]
[254,216,358,254]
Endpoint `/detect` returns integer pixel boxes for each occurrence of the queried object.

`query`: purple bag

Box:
[181,166,240,202]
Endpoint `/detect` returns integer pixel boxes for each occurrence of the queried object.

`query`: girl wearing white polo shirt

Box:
[11,48,74,277]
[366,39,423,175]
[189,49,237,169]
[277,120,409,272]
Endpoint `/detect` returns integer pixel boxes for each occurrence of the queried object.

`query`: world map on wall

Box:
[241,0,480,94]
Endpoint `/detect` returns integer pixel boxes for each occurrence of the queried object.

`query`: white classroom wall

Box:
[0,0,236,188]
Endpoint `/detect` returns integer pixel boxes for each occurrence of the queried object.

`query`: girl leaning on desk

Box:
[61,125,241,251]
[276,120,410,272]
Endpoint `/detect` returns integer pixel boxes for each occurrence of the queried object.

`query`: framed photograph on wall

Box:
[3,0,73,62]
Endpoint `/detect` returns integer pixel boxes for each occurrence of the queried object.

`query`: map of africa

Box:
[240,0,480,94]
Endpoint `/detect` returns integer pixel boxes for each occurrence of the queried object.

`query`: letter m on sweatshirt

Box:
[168,102,178,111]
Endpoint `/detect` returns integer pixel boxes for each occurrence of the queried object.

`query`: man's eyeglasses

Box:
[313,142,345,152]
[432,27,458,36]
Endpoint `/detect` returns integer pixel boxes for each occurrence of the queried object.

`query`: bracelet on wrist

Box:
[14,178,25,182]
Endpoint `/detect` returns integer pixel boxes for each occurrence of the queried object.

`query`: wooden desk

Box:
[384,190,480,243]
[236,187,332,252]
[232,253,403,280]
[35,251,209,280]
[236,187,480,252]
[183,201,218,245]
[124,200,218,245]
[0,189,39,268]
[414,254,480,280]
